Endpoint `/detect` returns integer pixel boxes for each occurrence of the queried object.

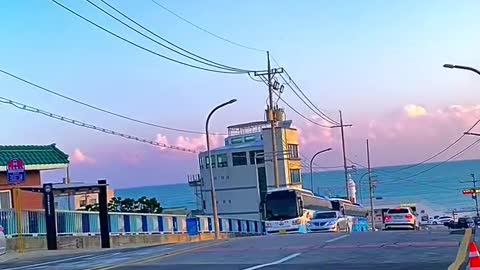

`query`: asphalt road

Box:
[0,230,464,270]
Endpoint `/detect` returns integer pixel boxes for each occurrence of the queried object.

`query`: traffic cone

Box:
[469,242,480,270]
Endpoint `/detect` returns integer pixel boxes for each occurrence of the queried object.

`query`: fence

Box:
[0,209,263,237]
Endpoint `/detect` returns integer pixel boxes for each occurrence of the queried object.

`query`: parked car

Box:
[431,216,453,225]
[446,217,475,229]
[307,211,350,232]
[0,225,6,255]
[384,207,419,230]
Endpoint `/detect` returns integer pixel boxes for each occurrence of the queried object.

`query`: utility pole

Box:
[339,110,349,200]
[330,111,352,200]
[254,52,284,188]
[460,174,480,218]
[366,139,375,231]
[474,174,479,218]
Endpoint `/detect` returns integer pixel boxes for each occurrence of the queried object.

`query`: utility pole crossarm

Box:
[253,68,284,76]
[465,132,480,137]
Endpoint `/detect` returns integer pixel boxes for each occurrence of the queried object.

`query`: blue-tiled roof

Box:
[200,140,263,155]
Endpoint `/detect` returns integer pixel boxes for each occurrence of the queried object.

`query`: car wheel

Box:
[433,221,437,225]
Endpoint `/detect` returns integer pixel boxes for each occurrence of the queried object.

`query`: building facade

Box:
[0,144,69,209]
[55,185,115,210]
[195,119,302,220]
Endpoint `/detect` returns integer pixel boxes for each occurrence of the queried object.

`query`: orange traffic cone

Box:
[470,242,480,270]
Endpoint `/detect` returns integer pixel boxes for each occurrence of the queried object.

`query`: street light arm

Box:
[310,148,333,167]
[443,64,480,76]
[205,99,237,133]
[309,147,333,193]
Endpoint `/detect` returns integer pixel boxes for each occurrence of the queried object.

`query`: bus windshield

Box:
[265,191,298,220]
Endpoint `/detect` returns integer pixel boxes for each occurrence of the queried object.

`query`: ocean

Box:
[115,159,480,214]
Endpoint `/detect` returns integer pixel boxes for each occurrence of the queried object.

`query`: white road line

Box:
[241,253,301,270]
[325,234,349,243]
[2,254,95,270]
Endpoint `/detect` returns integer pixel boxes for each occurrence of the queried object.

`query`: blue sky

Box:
[1,0,480,187]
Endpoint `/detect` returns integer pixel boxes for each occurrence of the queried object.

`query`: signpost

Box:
[6,158,26,184]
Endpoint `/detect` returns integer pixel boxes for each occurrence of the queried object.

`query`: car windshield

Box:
[387,208,409,214]
[314,212,337,219]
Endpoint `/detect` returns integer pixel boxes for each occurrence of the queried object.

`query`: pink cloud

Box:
[155,133,225,153]
[296,104,480,167]
[71,148,95,165]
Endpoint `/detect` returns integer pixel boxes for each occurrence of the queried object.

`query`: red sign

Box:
[6,158,26,184]
[7,159,25,171]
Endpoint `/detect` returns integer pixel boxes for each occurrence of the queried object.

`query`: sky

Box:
[1,0,480,188]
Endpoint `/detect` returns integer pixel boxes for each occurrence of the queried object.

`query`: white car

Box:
[384,207,419,230]
[431,216,453,225]
[307,211,350,232]
[0,225,6,255]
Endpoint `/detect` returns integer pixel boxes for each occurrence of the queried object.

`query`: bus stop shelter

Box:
[20,179,110,250]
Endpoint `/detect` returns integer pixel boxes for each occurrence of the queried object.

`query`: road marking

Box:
[89,240,230,270]
[241,253,301,270]
[325,234,349,243]
[2,254,95,270]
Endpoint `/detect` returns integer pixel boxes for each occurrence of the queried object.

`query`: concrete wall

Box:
[6,233,237,251]
[262,127,302,188]
[199,145,264,219]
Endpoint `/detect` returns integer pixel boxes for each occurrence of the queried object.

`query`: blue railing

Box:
[0,209,263,237]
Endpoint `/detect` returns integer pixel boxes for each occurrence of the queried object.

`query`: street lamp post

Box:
[206,99,237,239]
[309,148,333,193]
[443,64,480,76]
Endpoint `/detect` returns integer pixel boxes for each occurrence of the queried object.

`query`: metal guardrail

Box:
[0,209,263,237]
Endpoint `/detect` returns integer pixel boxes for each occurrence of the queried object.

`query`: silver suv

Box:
[384,207,419,230]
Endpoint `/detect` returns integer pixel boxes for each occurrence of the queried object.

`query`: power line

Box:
[89,0,251,72]
[349,137,480,183]
[282,70,340,125]
[277,72,339,126]
[50,0,249,74]
[0,96,197,153]
[394,138,480,181]
[0,68,226,136]
[270,56,339,125]
[389,119,480,173]
[250,74,334,128]
[150,0,265,53]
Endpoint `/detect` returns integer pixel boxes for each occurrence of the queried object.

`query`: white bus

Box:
[264,188,368,234]
[264,187,332,234]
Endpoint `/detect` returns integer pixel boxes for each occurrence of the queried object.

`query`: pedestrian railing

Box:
[0,209,263,237]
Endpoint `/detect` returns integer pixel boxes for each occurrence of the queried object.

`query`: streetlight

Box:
[443,64,480,76]
[309,148,333,193]
[206,98,237,239]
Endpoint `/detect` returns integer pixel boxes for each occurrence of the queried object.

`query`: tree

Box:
[83,196,163,214]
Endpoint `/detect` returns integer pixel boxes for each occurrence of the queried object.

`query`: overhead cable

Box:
[150,0,265,53]
[389,119,480,172]
[89,0,252,72]
[0,96,197,153]
[0,68,226,136]
[50,0,249,74]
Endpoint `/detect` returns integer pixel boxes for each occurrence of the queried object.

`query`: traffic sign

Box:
[462,189,480,195]
[6,158,26,184]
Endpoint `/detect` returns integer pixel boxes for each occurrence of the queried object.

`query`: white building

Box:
[193,118,303,220]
